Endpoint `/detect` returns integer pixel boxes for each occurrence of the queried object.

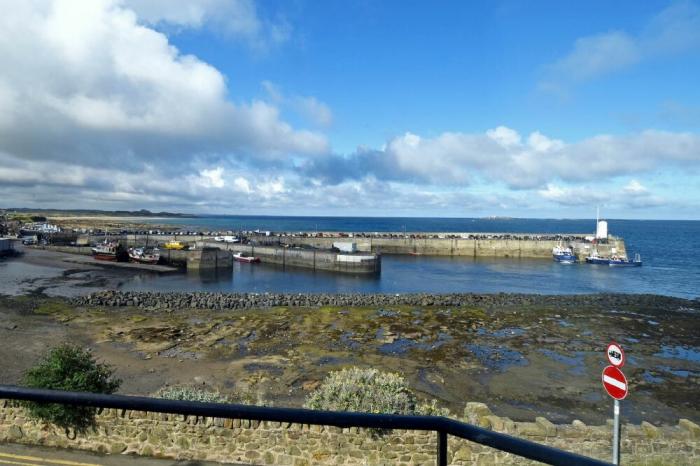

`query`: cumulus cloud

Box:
[541,0,700,93]
[305,127,700,190]
[538,180,665,209]
[123,0,290,50]
[0,0,327,173]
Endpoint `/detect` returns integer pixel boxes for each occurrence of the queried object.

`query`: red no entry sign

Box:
[602,365,628,400]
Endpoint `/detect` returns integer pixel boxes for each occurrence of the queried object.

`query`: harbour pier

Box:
[270,232,626,260]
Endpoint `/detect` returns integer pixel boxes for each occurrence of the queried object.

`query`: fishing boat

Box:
[552,245,576,263]
[609,253,642,267]
[233,252,260,263]
[163,240,186,250]
[585,250,610,265]
[128,247,160,264]
[92,240,121,261]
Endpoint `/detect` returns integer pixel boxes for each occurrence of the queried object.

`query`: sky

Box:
[0,0,699,219]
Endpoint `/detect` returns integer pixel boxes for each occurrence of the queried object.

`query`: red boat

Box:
[92,241,120,261]
[233,252,260,263]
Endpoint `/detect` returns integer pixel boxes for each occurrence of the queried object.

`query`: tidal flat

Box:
[0,293,697,426]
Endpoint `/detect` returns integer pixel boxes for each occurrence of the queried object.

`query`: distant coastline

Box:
[3,207,196,218]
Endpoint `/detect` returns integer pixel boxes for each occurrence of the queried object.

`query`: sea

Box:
[120,217,700,299]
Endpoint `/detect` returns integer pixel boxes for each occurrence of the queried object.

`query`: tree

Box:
[22,344,121,433]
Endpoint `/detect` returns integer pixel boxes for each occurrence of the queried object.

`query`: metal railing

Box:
[0,385,611,466]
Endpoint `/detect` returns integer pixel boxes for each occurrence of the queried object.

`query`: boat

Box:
[128,247,160,264]
[609,253,642,267]
[552,245,576,263]
[585,250,610,265]
[163,240,186,250]
[233,252,260,263]
[92,240,121,261]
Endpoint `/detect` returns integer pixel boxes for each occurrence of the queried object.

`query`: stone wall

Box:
[70,290,695,311]
[277,235,627,260]
[1,401,698,465]
[199,242,381,275]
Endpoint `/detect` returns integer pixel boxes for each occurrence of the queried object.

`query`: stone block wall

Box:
[1,400,698,465]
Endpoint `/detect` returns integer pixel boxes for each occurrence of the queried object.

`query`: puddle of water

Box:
[377,331,452,355]
[624,337,640,343]
[244,363,283,375]
[642,371,664,384]
[232,330,258,355]
[538,349,587,375]
[557,320,574,328]
[581,391,603,402]
[656,366,698,378]
[159,348,201,360]
[316,356,349,366]
[648,320,660,326]
[478,327,526,338]
[654,345,700,363]
[466,343,528,371]
[376,309,398,318]
[378,338,415,355]
[340,331,360,350]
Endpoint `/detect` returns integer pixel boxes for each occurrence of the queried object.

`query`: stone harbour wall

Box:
[1,401,699,465]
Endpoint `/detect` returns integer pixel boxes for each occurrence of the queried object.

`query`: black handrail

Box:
[0,385,611,466]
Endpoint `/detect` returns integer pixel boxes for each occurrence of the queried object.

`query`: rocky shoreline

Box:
[72,290,697,310]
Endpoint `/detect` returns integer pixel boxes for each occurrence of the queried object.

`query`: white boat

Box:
[233,252,260,263]
[128,247,160,264]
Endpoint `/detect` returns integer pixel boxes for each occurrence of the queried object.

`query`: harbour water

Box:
[120,217,700,299]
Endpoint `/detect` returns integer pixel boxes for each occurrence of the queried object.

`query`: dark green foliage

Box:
[22,344,121,432]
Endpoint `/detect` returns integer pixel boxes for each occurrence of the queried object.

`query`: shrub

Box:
[304,367,419,415]
[154,385,229,403]
[22,344,121,432]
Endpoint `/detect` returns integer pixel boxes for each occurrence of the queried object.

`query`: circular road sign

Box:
[606,342,625,367]
[602,366,628,400]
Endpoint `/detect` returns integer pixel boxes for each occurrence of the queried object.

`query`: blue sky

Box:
[0,0,699,218]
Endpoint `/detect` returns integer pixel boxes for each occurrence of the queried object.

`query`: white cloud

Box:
[361,127,700,189]
[541,1,700,92]
[487,126,522,147]
[123,0,290,50]
[538,184,608,206]
[0,0,327,172]
[623,179,648,194]
[198,167,226,188]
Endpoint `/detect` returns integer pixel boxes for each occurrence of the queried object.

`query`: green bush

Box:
[305,367,435,415]
[154,385,229,403]
[22,344,121,432]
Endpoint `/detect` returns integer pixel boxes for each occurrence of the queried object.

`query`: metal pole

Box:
[437,430,447,466]
[612,399,620,465]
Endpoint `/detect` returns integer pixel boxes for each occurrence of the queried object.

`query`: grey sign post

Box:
[604,342,627,465]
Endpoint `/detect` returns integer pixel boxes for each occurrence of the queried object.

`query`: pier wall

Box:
[278,235,626,259]
[85,233,628,260]
[186,248,232,272]
[2,401,698,465]
[200,242,381,274]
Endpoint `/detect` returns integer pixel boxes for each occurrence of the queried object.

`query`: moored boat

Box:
[609,253,642,267]
[552,245,577,263]
[163,240,186,250]
[92,241,120,261]
[585,250,610,265]
[128,247,160,264]
[233,252,260,263]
